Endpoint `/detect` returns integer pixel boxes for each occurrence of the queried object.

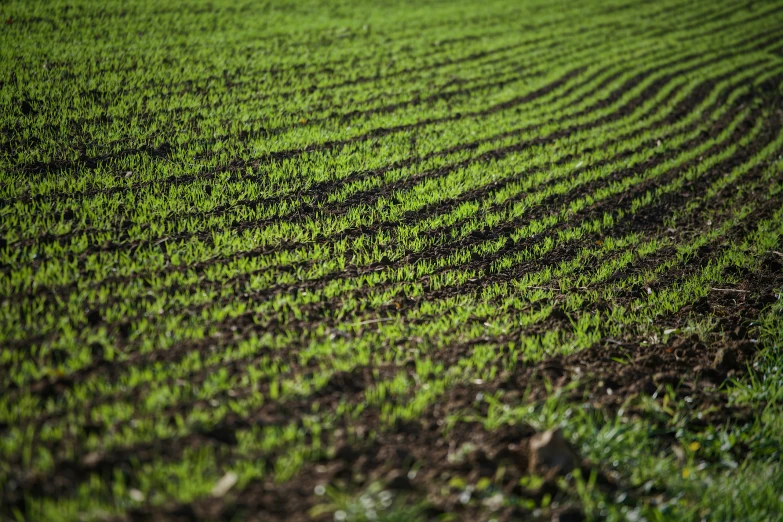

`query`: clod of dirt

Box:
[334,443,359,462]
[118,321,133,339]
[528,429,578,476]
[90,342,105,361]
[549,307,569,321]
[385,470,414,490]
[692,296,711,313]
[730,324,749,340]
[761,255,782,272]
[198,423,239,445]
[712,347,738,370]
[552,507,586,522]
[86,309,102,326]
[50,348,69,365]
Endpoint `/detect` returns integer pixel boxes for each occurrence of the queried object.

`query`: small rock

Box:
[211,471,238,497]
[482,493,504,511]
[82,451,102,467]
[528,429,578,475]
[671,445,685,461]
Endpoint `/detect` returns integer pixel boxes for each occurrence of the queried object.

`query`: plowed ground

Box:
[1,0,783,520]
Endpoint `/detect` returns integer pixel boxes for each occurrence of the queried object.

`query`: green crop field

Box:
[2,0,783,520]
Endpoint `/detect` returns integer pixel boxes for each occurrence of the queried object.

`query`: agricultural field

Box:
[2,0,783,520]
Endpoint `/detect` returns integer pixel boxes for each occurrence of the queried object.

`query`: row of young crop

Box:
[1,0,713,181]
[2,19,780,369]
[5,86,780,429]
[6,195,783,519]
[3,7,780,301]
[2,0,783,517]
[2,0,774,204]
[3,47,782,491]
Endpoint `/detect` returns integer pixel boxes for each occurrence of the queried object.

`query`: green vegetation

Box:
[1,0,782,520]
